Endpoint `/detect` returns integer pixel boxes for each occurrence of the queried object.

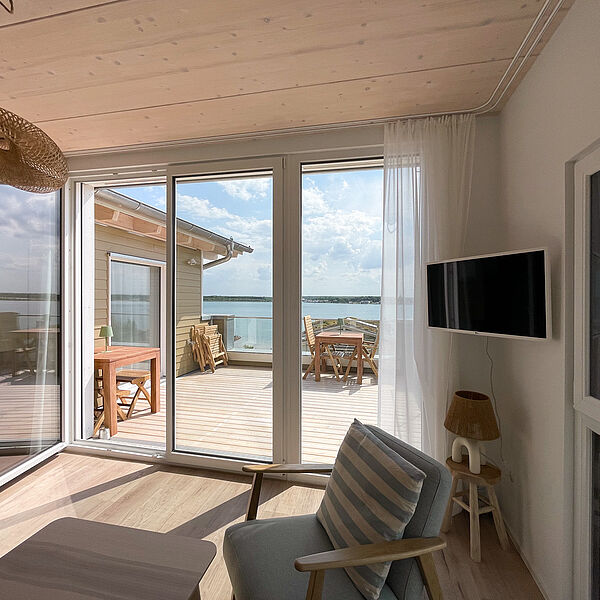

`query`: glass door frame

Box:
[0,186,67,489]
[65,139,383,478]
[166,157,286,465]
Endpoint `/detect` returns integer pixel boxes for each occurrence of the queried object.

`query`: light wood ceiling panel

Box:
[0,0,573,152]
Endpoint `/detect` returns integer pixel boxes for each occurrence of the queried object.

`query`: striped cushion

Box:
[316,419,426,600]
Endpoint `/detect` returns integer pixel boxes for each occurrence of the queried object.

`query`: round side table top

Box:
[446,456,501,485]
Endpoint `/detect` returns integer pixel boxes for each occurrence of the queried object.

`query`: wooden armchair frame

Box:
[241,463,445,600]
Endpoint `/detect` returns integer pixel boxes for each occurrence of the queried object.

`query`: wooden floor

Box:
[0,453,542,600]
[108,365,384,463]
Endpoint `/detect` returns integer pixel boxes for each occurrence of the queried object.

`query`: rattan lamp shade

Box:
[444,390,500,441]
[0,106,68,194]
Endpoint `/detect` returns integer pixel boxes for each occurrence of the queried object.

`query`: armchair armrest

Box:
[243,463,333,521]
[295,537,446,600]
[243,463,334,474]
[294,537,445,571]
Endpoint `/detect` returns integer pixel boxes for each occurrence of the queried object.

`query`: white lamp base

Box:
[451,436,486,474]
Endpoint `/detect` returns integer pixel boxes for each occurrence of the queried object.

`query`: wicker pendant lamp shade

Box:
[0,106,68,194]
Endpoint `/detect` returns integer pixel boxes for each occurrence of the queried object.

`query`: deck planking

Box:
[109,365,380,463]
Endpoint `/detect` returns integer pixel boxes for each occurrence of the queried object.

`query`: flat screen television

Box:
[426,248,550,340]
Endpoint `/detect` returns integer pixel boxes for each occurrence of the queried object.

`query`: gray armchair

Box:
[223,424,451,600]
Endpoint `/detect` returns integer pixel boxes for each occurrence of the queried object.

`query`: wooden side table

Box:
[441,456,509,562]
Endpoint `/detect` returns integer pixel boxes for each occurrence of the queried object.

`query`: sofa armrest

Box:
[242,463,334,474]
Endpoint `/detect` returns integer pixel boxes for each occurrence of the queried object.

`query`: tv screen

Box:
[427,249,549,339]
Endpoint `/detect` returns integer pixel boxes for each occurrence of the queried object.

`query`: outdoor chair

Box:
[191,323,228,373]
[303,315,348,381]
[343,325,380,381]
[224,423,451,600]
[115,369,152,418]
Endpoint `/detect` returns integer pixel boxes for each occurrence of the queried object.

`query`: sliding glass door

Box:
[168,159,282,461]
[0,184,62,479]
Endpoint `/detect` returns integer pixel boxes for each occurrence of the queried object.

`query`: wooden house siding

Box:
[94,223,202,376]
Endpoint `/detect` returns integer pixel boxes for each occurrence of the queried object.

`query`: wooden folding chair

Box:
[342,325,380,381]
[116,369,152,418]
[200,325,228,373]
[303,315,345,381]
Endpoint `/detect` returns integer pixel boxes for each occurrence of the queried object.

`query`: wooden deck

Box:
[108,365,379,463]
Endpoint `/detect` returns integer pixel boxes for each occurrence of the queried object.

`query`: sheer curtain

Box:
[378,114,476,459]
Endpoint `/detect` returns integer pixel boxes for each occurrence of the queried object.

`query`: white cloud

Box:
[218,178,270,202]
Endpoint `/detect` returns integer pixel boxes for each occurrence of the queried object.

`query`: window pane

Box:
[111,261,161,348]
[0,185,61,475]
[301,165,382,463]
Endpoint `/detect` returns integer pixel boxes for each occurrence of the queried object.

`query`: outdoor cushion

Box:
[223,514,397,600]
[316,420,426,600]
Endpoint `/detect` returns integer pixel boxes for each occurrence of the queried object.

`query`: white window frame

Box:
[573,144,600,600]
[108,252,167,377]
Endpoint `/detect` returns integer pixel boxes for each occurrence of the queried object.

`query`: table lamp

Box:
[99,325,113,353]
[444,390,500,474]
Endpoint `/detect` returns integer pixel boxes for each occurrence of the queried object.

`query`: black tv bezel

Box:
[425,247,551,341]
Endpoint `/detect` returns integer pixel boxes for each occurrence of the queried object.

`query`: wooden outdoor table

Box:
[315,331,363,384]
[0,517,216,599]
[94,346,160,436]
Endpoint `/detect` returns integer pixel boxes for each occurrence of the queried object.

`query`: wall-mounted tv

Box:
[427,248,550,340]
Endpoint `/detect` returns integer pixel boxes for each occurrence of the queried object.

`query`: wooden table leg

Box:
[469,481,481,562]
[150,355,160,413]
[103,363,117,436]
[356,339,363,384]
[315,340,321,382]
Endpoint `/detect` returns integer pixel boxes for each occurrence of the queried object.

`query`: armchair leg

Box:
[417,553,443,600]
[305,570,325,600]
[245,472,264,521]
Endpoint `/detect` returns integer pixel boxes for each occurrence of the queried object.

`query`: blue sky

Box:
[116,168,383,296]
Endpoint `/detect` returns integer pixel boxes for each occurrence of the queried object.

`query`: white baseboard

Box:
[503,521,550,600]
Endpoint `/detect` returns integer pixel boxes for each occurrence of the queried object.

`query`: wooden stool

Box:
[442,456,509,562]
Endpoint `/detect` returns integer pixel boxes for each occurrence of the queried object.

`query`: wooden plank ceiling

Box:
[0,0,572,152]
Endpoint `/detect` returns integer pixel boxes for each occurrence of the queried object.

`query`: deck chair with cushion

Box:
[224,421,451,600]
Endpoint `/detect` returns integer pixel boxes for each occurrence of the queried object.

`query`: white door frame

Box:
[573,144,600,600]
[166,157,285,464]
[63,138,384,480]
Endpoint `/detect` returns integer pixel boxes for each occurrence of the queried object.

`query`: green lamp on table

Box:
[99,325,113,352]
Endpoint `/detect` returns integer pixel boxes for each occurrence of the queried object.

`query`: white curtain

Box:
[378,114,476,460]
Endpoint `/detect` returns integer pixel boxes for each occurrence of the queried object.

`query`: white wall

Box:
[459,1,600,598]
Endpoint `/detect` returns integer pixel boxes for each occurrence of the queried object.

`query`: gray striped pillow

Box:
[316,419,426,600]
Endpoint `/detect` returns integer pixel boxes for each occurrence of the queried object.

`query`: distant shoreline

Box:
[204,295,381,305]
